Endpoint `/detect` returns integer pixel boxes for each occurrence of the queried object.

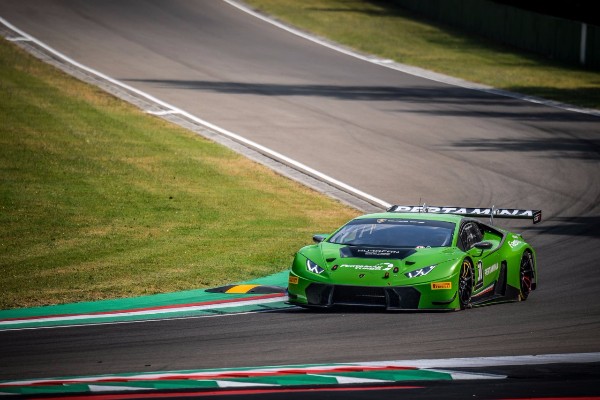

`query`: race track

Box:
[1,0,599,381]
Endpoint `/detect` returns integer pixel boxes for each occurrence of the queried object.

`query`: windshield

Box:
[328,218,455,248]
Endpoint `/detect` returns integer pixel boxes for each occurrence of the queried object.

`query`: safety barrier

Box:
[393,0,600,69]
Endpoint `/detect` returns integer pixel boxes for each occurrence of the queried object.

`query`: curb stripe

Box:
[0,294,286,326]
[0,365,481,396]
[0,366,418,386]
[216,380,275,388]
[312,374,391,384]
[0,272,291,331]
[4,352,596,396]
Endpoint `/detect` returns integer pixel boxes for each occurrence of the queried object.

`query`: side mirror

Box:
[473,241,493,250]
[312,234,327,243]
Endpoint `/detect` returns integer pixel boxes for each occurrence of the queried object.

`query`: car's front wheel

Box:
[458,259,474,310]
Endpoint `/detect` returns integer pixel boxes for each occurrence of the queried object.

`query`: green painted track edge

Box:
[0,271,291,329]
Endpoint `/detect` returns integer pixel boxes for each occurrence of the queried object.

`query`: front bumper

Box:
[288,273,458,310]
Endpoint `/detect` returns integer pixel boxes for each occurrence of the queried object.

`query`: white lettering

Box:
[389,206,537,219]
[470,208,491,215]
[484,263,499,276]
[340,262,394,271]
[508,240,521,248]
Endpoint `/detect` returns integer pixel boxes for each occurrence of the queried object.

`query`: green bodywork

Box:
[287,212,537,310]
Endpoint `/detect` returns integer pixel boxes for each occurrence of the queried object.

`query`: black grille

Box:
[305,284,421,309]
[333,286,387,306]
[385,287,421,309]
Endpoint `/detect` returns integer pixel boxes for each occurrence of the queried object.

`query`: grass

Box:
[0,39,359,309]
[244,0,600,110]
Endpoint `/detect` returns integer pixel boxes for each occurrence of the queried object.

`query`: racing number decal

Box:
[475,260,484,291]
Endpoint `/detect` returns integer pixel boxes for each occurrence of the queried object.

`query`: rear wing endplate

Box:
[387,205,542,224]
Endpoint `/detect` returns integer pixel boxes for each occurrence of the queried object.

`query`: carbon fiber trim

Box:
[305,284,421,310]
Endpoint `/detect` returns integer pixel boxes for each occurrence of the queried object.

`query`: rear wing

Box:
[387,205,542,224]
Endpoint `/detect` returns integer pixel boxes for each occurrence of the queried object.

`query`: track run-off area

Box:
[1,0,600,398]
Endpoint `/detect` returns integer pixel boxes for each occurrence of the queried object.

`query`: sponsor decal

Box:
[288,276,299,285]
[484,263,499,276]
[473,283,495,298]
[533,210,542,223]
[356,248,403,257]
[340,246,415,259]
[339,262,394,271]
[393,206,491,215]
[389,206,540,221]
[475,260,484,291]
[431,282,452,290]
[508,240,521,248]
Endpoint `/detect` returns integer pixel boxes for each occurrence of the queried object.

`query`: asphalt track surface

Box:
[1,0,600,388]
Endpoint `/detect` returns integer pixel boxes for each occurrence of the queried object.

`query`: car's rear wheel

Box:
[519,251,535,301]
[458,259,474,310]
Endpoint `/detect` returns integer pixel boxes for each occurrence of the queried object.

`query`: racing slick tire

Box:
[519,250,535,301]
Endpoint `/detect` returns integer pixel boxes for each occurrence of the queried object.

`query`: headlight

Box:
[306,259,325,274]
[404,265,436,279]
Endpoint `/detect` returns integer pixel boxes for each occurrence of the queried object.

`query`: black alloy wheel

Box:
[519,251,535,300]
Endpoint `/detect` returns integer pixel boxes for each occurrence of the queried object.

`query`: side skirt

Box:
[471,263,520,306]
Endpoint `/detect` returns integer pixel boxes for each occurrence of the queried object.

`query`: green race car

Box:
[287,205,541,311]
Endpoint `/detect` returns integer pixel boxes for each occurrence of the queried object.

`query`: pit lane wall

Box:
[391,0,600,69]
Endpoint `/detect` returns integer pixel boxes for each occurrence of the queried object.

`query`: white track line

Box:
[0,16,391,209]
[0,308,289,332]
[362,352,600,368]
[3,352,598,387]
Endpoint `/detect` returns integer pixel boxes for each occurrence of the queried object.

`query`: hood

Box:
[298,243,461,286]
